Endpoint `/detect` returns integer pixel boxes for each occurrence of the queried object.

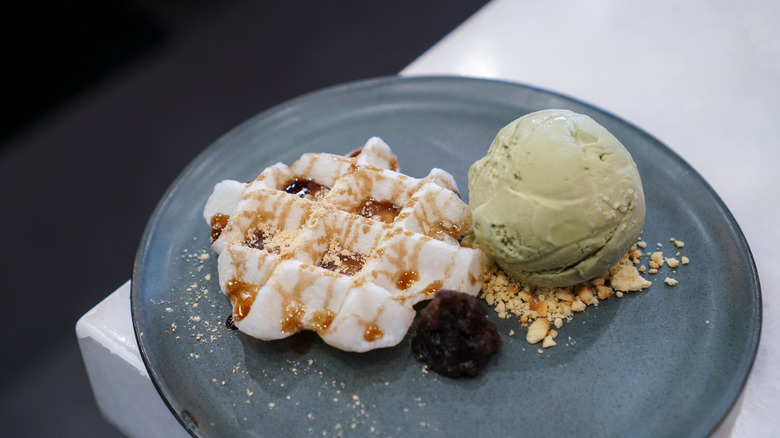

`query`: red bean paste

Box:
[412,290,502,377]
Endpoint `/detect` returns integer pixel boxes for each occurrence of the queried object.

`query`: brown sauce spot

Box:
[318,251,366,276]
[225,278,259,321]
[284,177,329,200]
[210,214,229,242]
[309,309,335,332]
[281,301,305,333]
[396,270,419,290]
[347,148,362,158]
[355,198,401,223]
[364,324,384,342]
[421,280,443,296]
[432,221,461,240]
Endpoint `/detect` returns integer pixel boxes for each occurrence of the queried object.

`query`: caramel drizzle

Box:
[223,250,258,321]
[432,221,462,241]
[421,280,443,296]
[284,177,330,200]
[396,270,419,290]
[210,214,229,242]
[281,300,306,333]
[416,191,464,241]
[364,324,384,342]
[225,278,259,322]
[317,250,366,276]
[355,197,401,223]
[309,309,335,331]
[374,231,432,300]
[219,149,469,344]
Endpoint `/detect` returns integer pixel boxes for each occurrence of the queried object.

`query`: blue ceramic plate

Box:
[132,76,760,437]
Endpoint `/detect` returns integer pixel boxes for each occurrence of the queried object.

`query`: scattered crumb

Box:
[664,277,678,286]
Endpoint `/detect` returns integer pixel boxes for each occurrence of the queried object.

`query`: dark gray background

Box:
[0,1,488,436]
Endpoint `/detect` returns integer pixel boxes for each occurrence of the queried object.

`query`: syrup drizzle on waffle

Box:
[203,137,484,352]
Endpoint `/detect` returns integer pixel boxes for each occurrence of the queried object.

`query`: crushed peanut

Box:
[526,318,550,344]
[480,241,690,349]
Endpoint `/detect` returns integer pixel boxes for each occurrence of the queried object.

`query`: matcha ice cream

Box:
[468,109,645,287]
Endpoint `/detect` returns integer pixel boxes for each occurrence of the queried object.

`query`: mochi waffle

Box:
[203,137,484,352]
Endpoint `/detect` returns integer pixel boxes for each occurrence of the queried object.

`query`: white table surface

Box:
[77,0,780,436]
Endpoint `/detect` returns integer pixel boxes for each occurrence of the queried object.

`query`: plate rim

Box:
[131,74,762,437]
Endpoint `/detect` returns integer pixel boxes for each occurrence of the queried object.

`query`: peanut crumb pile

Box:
[480,238,690,349]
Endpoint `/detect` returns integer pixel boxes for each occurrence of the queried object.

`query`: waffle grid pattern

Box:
[204,137,483,351]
